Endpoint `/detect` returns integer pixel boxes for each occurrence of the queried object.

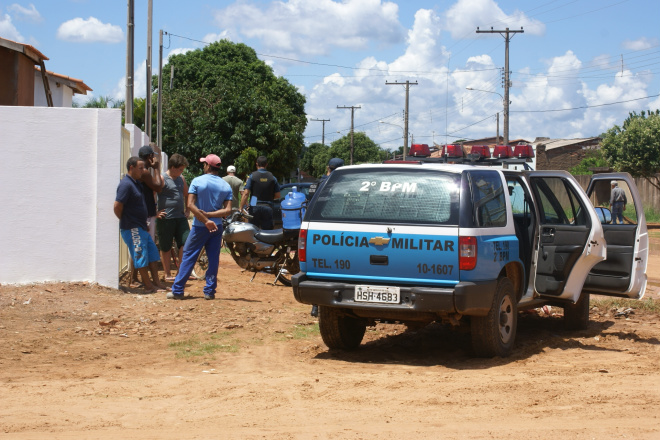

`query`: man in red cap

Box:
[168,154,233,300]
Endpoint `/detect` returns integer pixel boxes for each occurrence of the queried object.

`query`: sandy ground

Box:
[1,253,660,439]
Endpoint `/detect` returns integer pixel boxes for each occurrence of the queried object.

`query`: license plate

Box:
[354,285,400,304]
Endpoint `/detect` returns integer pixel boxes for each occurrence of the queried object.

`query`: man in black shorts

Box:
[239,155,280,230]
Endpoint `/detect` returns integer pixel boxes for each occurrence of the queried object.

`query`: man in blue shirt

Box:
[114,157,169,293]
[169,154,233,300]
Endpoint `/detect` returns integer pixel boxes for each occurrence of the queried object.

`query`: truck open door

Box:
[582,173,648,299]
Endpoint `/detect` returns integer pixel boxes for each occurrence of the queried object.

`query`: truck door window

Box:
[533,177,588,226]
[588,179,637,225]
[469,170,506,227]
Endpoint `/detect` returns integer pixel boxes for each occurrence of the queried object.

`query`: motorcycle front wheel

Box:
[274,247,299,287]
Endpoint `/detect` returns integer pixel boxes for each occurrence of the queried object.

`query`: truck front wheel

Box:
[471,277,517,357]
[318,306,366,350]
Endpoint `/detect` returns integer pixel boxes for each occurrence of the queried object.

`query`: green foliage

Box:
[328,132,389,166]
[569,149,609,175]
[161,40,307,180]
[299,133,389,178]
[300,142,330,178]
[601,110,660,189]
[81,95,115,108]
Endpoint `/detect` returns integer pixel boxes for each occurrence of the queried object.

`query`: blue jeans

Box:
[612,202,624,224]
[171,225,223,296]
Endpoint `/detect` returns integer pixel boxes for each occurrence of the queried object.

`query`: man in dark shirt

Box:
[114,157,168,293]
[239,155,281,230]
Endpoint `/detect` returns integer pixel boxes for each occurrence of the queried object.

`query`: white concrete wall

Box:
[0,106,121,287]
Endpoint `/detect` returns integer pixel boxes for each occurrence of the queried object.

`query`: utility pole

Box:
[145,0,152,138]
[310,118,330,146]
[496,112,500,144]
[125,0,134,124]
[476,27,523,146]
[337,106,360,164]
[386,80,417,161]
[157,29,163,149]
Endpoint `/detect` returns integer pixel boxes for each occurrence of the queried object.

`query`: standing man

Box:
[138,145,164,239]
[114,157,169,293]
[157,153,190,281]
[239,155,281,230]
[169,154,232,300]
[223,165,243,211]
[610,180,627,224]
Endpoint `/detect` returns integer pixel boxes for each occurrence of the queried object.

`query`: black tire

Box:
[318,306,366,350]
[471,277,517,357]
[564,292,590,331]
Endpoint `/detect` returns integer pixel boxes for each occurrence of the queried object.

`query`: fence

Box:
[574,175,660,213]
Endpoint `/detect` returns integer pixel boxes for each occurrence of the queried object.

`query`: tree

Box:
[328,132,389,166]
[569,149,609,175]
[300,142,330,178]
[160,41,307,180]
[601,110,660,189]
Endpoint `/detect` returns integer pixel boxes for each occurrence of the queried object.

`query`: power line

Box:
[511,93,660,113]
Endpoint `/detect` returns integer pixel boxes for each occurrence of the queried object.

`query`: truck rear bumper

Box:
[292,273,497,317]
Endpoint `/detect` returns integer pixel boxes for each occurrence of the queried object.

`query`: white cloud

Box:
[213,0,404,56]
[0,13,24,41]
[56,17,123,43]
[622,37,659,51]
[8,3,42,22]
[202,30,235,44]
[166,48,194,63]
[112,60,147,102]
[444,0,545,39]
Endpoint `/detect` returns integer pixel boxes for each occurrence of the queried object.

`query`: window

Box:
[469,171,506,227]
[532,177,588,226]
[588,179,637,225]
[309,169,461,225]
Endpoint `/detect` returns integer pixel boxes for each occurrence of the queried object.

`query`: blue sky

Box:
[2,0,659,150]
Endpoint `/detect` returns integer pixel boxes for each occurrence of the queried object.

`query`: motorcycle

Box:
[222,210,300,286]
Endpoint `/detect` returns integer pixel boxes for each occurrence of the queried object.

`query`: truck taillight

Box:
[298,228,307,262]
[459,236,477,270]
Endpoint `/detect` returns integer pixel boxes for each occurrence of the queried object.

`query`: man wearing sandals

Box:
[168,154,233,300]
[114,157,170,293]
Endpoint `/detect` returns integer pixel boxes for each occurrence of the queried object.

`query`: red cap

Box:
[200,154,221,167]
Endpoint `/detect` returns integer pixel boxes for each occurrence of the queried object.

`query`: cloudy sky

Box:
[2,0,659,150]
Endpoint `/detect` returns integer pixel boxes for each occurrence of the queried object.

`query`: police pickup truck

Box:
[291,163,648,357]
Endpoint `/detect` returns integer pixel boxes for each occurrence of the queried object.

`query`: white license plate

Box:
[354,285,400,304]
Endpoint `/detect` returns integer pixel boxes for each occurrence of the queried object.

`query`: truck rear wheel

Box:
[564,292,590,330]
[318,306,366,350]
[471,277,517,357]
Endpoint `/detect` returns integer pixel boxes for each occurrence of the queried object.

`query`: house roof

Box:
[34,66,92,95]
[0,36,48,63]
[534,137,600,151]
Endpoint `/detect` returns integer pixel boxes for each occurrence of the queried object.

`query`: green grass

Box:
[590,296,660,314]
[169,332,239,358]
[291,323,320,339]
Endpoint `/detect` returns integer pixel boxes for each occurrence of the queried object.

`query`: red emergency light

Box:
[409,143,430,157]
[443,144,464,158]
[513,143,535,159]
[469,145,492,159]
[492,145,513,158]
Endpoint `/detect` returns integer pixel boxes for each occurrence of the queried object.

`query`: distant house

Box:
[533,137,601,171]
[34,67,92,107]
[0,36,91,107]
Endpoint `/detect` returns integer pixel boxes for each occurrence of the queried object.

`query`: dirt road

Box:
[1,257,660,439]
